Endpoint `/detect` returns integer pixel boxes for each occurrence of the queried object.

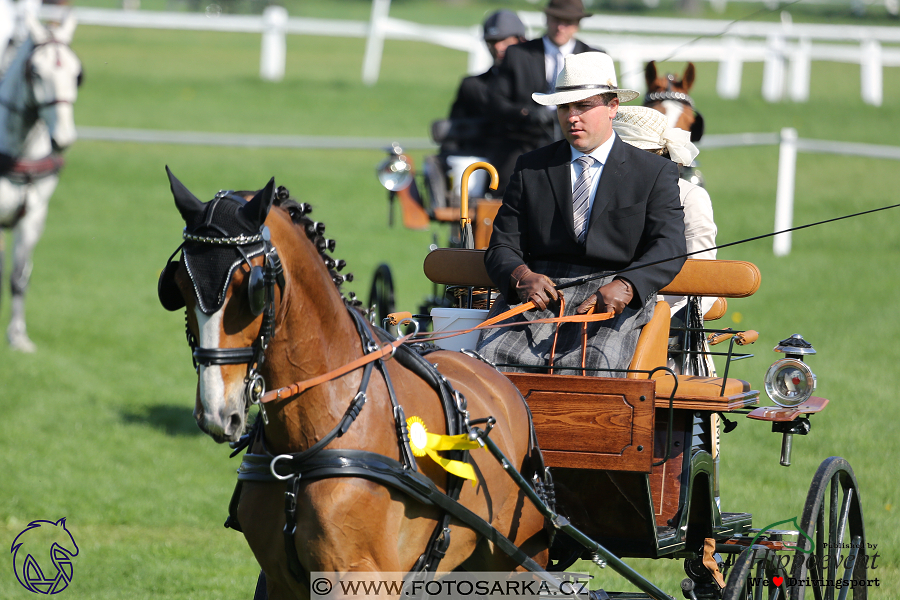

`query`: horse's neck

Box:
[0,41,37,158]
[262,230,367,453]
[0,108,42,158]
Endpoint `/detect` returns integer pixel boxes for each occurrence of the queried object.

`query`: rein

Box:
[261,301,615,405]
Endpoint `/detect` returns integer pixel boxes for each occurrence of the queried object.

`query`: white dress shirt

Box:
[569,132,616,231]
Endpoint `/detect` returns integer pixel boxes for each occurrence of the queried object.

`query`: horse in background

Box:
[0,13,80,351]
[644,61,704,144]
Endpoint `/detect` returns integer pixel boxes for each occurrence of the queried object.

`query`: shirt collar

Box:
[570,132,616,166]
[542,35,576,56]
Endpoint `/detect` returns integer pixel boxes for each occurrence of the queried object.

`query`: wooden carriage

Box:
[419,249,861,598]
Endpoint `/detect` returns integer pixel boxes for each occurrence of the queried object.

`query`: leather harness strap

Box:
[238,449,549,575]
[259,330,414,404]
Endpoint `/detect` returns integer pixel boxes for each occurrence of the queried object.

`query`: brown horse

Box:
[157,169,549,599]
[644,61,704,143]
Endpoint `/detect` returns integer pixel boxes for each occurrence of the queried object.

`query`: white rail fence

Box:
[76,125,900,256]
[42,3,898,105]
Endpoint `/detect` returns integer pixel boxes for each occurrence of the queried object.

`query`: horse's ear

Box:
[166,166,205,224]
[53,12,78,45]
[241,177,275,227]
[25,14,51,46]
[683,62,696,92]
[645,61,657,88]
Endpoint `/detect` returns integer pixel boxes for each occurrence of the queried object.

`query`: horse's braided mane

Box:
[262,185,364,311]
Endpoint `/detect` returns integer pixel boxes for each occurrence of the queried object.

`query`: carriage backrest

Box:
[423,249,761,300]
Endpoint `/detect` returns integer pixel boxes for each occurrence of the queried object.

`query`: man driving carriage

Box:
[477,52,686,377]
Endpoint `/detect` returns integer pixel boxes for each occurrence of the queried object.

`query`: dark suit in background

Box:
[489,39,599,192]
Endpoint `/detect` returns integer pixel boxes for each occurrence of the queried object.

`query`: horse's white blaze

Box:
[194,307,235,434]
[660,100,685,131]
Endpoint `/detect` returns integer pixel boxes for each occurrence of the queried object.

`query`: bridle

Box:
[643,76,704,143]
[158,190,286,422]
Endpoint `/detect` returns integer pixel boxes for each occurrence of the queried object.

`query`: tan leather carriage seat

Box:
[423,250,761,402]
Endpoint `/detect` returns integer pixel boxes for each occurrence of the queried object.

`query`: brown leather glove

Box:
[511,265,559,310]
[576,278,634,315]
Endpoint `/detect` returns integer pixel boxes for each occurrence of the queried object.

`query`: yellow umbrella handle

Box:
[460,162,499,228]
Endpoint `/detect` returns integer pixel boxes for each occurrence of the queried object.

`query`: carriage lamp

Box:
[376,143,413,191]
[764,334,816,408]
[765,334,817,466]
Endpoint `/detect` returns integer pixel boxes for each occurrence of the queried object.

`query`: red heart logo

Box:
[773,577,784,587]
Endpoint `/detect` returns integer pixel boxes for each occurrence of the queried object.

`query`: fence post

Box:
[260,5,287,82]
[717,36,743,99]
[762,33,786,102]
[788,38,811,102]
[619,51,645,95]
[773,127,798,257]
[362,0,391,86]
[860,38,883,107]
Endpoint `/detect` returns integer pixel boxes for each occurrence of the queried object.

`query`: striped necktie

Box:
[572,155,595,242]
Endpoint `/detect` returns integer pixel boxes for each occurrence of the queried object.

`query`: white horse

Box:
[0,13,80,352]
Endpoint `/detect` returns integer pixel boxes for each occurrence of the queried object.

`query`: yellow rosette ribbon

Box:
[406,416,481,486]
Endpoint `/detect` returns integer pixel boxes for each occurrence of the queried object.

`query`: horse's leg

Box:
[7,176,55,352]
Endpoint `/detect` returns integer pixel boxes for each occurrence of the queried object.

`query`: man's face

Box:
[558,95,619,153]
[487,35,521,64]
[546,15,580,47]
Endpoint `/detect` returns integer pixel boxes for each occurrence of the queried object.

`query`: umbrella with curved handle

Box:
[459,161,498,249]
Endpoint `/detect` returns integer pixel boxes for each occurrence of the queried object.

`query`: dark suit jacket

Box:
[485,136,687,306]
[491,37,599,146]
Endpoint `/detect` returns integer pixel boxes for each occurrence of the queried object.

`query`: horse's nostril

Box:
[226,412,243,437]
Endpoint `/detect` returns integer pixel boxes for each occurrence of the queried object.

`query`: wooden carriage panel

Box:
[649,409,690,528]
[507,373,655,473]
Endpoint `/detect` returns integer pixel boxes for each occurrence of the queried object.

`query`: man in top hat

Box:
[477,52,686,377]
[488,0,601,193]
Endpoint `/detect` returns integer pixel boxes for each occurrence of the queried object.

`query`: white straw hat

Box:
[533,52,639,106]
[613,106,699,166]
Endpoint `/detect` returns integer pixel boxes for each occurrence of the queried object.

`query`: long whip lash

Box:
[555,202,900,291]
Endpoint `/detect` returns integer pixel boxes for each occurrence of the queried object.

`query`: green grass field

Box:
[1,4,899,597]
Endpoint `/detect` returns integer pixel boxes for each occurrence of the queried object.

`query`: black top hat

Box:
[544,0,592,20]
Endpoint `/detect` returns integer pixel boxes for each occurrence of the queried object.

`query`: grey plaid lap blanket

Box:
[476,261,655,377]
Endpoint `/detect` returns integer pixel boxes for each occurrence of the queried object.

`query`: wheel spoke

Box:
[827,474,839,600]
[837,536,861,600]
[810,551,824,600]
[754,556,764,600]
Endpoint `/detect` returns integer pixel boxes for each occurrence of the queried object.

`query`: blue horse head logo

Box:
[11,518,79,594]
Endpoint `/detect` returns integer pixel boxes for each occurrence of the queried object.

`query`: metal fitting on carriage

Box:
[590,552,607,568]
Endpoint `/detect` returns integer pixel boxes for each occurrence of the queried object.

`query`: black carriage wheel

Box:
[790,456,867,600]
[722,547,789,600]
[367,263,396,328]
